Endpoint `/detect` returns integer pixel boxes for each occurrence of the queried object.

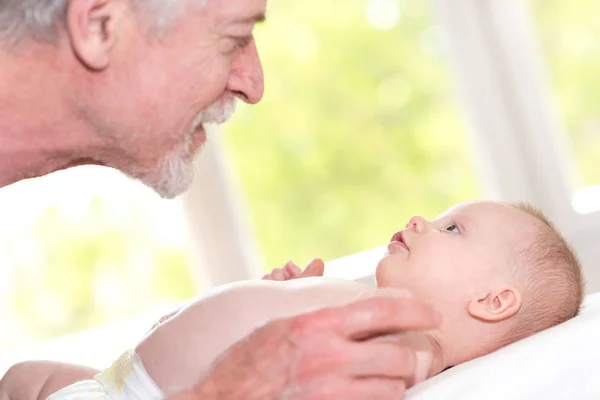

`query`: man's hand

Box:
[169,290,441,400]
[263,258,325,281]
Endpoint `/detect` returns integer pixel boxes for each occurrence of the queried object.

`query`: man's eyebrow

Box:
[236,13,266,24]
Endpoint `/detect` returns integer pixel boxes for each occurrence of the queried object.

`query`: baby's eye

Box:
[445,224,459,233]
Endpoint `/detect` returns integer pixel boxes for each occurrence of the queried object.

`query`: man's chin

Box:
[137,156,196,199]
[151,171,194,199]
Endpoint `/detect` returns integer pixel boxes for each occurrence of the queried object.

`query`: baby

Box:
[0,200,584,399]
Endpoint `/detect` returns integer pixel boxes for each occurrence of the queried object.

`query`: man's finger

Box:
[303,295,441,339]
[343,296,441,339]
[347,341,416,379]
[340,378,407,400]
[292,340,417,381]
[292,378,407,400]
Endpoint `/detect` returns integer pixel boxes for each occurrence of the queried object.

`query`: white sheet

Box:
[406,292,600,399]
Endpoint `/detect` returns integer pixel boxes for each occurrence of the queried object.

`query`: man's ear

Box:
[65,0,127,70]
[467,286,522,322]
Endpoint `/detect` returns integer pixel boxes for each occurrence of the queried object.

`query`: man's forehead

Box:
[208,0,267,24]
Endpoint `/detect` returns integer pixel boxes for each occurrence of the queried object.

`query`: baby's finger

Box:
[283,266,294,280]
[290,261,303,275]
[301,258,325,278]
[271,268,286,281]
[284,261,302,278]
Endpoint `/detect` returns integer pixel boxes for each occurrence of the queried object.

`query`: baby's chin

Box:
[374,274,407,290]
[375,259,411,287]
[374,263,387,287]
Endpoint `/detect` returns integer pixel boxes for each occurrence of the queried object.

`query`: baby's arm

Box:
[0,361,99,400]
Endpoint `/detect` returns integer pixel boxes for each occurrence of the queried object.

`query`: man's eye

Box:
[445,224,459,233]
[236,36,253,48]
[222,36,252,55]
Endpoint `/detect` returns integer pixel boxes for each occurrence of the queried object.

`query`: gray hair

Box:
[0,0,188,46]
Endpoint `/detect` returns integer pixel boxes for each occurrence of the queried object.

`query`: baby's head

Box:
[376,200,584,367]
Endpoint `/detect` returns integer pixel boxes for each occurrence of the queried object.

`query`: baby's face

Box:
[376,201,536,325]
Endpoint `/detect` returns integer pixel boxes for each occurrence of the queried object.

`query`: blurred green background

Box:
[1,0,598,354]
[530,0,600,188]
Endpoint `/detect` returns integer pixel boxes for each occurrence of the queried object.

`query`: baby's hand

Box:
[263,258,325,281]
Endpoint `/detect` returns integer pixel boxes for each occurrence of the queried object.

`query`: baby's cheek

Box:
[376,262,411,289]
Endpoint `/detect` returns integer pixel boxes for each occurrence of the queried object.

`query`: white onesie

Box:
[46,350,163,400]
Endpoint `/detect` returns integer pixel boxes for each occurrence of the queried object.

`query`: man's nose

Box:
[227,38,264,104]
[406,216,429,233]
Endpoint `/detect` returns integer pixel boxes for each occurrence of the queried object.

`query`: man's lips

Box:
[389,230,409,250]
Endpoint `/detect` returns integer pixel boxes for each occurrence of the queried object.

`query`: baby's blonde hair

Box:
[501,202,584,346]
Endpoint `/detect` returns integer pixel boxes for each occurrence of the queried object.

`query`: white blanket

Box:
[406,292,600,399]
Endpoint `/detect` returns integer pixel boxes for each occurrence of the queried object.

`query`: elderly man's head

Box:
[0,0,265,198]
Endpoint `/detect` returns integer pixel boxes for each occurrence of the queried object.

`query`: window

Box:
[0,167,198,359]
[528,0,600,214]
[530,0,600,191]
[221,0,481,270]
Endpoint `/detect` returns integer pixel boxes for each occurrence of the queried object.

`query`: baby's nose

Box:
[406,216,428,233]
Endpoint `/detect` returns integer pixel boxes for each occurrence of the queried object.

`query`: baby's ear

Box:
[467,287,522,322]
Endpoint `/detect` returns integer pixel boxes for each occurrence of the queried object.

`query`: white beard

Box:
[145,97,237,199]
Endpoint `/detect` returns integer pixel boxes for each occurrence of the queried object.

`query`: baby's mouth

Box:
[390,231,409,251]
